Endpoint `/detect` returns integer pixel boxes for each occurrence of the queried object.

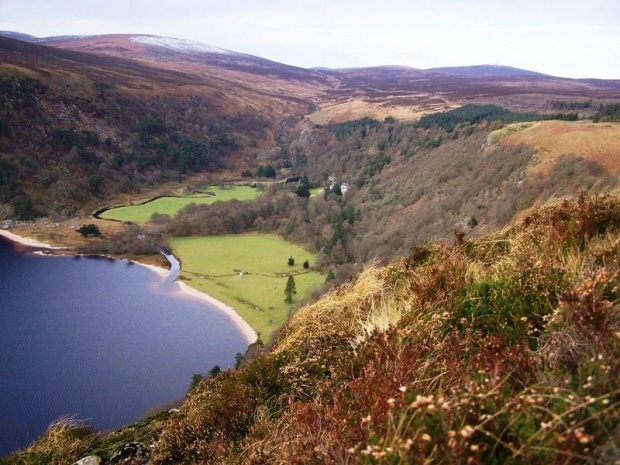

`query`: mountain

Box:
[313,64,620,122]
[2,30,620,124]
[428,64,550,77]
[0,35,321,218]
[1,31,620,218]
[1,32,333,92]
[0,31,39,42]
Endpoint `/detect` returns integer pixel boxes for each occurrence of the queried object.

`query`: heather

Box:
[6,192,618,464]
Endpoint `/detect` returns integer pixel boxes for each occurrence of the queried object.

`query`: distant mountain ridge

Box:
[0,31,599,79]
[427,64,550,77]
[0,31,39,42]
[2,30,620,125]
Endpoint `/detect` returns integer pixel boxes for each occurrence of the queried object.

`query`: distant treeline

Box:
[593,103,620,122]
[414,104,580,132]
[549,100,620,122]
[326,117,382,141]
[548,99,593,110]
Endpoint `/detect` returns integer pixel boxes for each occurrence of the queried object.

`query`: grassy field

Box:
[170,235,325,341]
[309,187,324,197]
[100,186,262,224]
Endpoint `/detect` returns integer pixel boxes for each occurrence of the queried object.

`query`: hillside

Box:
[274,113,620,265]
[312,66,620,123]
[1,32,619,219]
[4,192,619,463]
[0,35,319,218]
[4,30,620,127]
[32,34,334,99]
[428,64,550,77]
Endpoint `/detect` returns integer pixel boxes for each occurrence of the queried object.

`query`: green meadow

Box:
[170,235,325,340]
[100,186,261,224]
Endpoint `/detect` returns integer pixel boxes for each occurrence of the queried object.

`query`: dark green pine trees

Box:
[284,276,297,303]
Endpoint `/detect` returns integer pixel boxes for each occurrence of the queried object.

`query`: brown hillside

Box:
[496,121,620,176]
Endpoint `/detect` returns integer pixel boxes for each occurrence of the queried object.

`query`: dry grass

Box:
[499,120,620,176]
[309,98,456,124]
[17,416,95,465]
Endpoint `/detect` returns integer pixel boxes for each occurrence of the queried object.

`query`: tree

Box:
[234,352,244,369]
[208,365,221,377]
[325,269,335,283]
[284,276,297,303]
[295,176,312,197]
[189,373,203,391]
[88,173,104,194]
[295,183,311,198]
[288,256,295,266]
[303,259,310,269]
[11,194,34,220]
[257,164,276,178]
[76,224,101,237]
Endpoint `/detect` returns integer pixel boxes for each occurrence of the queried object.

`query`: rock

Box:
[109,442,149,464]
[76,456,101,465]
[454,216,478,242]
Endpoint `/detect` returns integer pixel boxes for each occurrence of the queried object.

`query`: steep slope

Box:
[0,36,317,218]
[6,193,619,463]
[30,34,334,98]
[277,112,620,265]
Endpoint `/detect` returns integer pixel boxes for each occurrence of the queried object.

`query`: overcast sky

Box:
[1,0,619,78]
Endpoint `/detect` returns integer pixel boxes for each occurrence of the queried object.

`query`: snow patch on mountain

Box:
[130,36,233,55]
[40,35,93,43]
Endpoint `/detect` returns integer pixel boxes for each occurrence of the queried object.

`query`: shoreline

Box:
[0,229,63,249]
[132,260,170,278]
[177,281,258,345]
[1,228,258,345]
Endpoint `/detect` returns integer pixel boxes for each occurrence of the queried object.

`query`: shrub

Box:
[76,224,101,238]
[11,194,35,220]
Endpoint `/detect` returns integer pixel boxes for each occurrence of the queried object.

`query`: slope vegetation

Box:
[279,115,619,265]
[0,36,311,218]
[6,193,619,464]
[494,120,620,176]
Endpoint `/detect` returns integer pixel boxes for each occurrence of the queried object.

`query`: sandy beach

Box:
[0,230,62,249]
[135,258,257,344]
[177,281,258,345]
[132,260,170,278]
[131,260,258,344]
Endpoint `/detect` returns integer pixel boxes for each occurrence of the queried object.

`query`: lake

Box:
[0,237,248,456]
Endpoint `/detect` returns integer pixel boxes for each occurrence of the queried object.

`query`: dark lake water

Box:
[0,237,248,456]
